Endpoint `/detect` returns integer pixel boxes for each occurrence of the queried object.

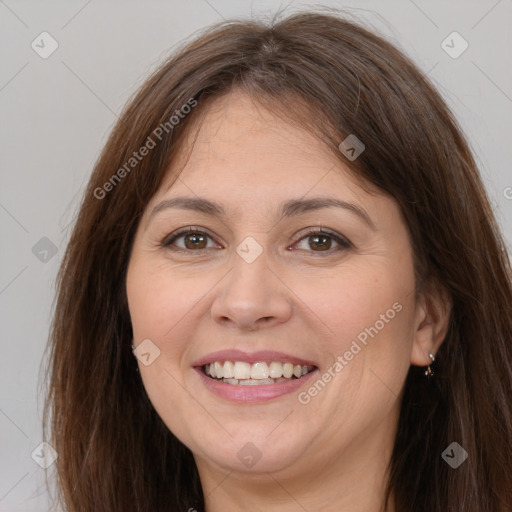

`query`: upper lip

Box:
[192,349,318,368]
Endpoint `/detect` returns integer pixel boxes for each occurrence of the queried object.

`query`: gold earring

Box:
[424,353,435,377]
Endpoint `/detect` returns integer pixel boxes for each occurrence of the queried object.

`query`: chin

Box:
[189,426,309,475]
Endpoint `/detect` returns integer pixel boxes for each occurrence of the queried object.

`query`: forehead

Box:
[157,90,375,204]
[140,91,407,249]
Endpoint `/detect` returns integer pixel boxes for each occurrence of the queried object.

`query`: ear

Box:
[410,278,452,366]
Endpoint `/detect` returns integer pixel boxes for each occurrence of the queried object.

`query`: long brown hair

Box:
[42,10,512,511]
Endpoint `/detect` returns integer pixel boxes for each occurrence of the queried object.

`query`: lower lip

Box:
[194,367,319,403]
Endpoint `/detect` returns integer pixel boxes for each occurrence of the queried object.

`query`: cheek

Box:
[300,267,412,358]
[297,264,416,429]
[126,261,201,441]
[300,273,413,428]
[127,261,203,339]
[126,259,225,379]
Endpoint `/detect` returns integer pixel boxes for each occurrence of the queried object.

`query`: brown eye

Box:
[182,232,208,250]
[307,234,332,251]
[162,228,218,251]
[293,228,351,254]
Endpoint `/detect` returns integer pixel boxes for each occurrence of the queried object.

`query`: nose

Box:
[210,249,293,332]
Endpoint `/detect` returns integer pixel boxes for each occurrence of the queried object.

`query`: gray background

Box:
[1,1,511,510]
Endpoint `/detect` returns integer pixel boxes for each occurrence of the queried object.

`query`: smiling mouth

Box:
[202,360,317,386]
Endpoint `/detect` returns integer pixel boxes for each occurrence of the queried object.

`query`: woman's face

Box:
[126,91,432,482]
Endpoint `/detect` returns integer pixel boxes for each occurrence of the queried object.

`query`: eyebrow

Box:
[149,196,376,230]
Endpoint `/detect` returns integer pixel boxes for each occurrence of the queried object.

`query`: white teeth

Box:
[203,360,315,384]
[223,361,234,379]
[238,379,259,386]
[269,361,283,378]
[282,363,294,379]
[233,361,251,380]
[238,378,275,386]
[251,362,269,379]
[214,361,224,379]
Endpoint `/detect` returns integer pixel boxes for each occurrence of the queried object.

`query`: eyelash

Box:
[161,226,352,255]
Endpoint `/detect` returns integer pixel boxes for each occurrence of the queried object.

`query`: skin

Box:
[126,90,451,512]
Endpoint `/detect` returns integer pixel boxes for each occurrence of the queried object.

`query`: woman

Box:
[43,10,512,512]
